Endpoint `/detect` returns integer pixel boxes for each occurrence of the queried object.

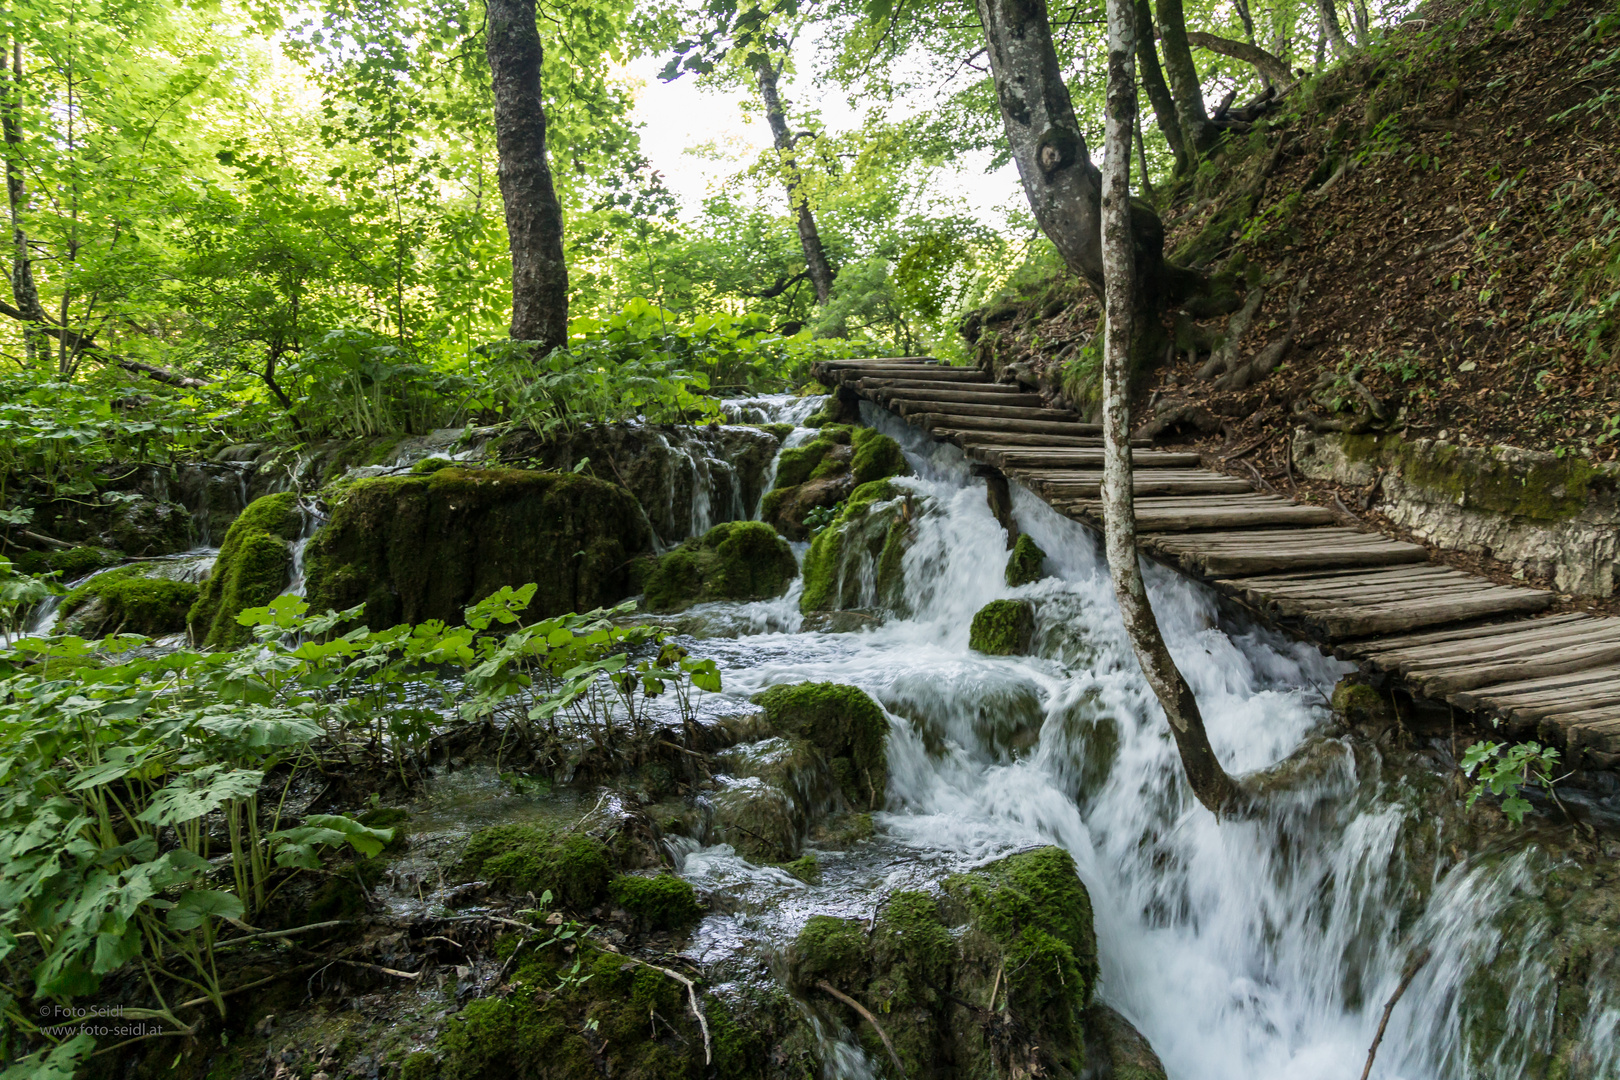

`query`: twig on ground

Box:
[818,979,906,1077]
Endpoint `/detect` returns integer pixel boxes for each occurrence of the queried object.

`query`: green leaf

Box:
[166,889,245,932]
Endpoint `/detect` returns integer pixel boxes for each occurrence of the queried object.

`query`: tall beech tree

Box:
[485,0,569,349]
[750,54,837,305]
[977,0,1237,812]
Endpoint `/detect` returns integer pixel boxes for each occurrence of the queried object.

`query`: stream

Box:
[648,396,1619,1080]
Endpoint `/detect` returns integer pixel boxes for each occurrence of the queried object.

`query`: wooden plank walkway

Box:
[814,357,1620,765]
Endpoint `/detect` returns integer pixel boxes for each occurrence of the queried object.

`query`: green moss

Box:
[59,565,199,638]
[969,598,1036,655]
[188,492,301,648]
[458,823,613,911]
[609,873,703,930]
[642,520,799,612]
[799,480,912,613]
[773,852,822,884]
[788,915,869,991]
[773,439,838,489]
[399,1051,439,1080]
[755,422,795,441]
[1005,533,1048,587]
[944,846,1098,1075]
[411,455,458,473]
[849,427,910,486]
[305,467,650,629]
[43,546,120,578]
[752,681,888,810]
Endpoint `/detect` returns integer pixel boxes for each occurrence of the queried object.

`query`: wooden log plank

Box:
[1237,570,1481,599]
[1223,565,1461,592]
[1393,620,1620,673]
[1033,477,1254,497]
[916,413,1102,435]
[990,450,1203,468]
[1450,664,1620,708]
[957,433,1113,449]
[1308,588,1556,640]
[898,400,1078,421]
[877,389,1044,407]
[1337,613,1594,660]
[818,357,936,368]
[1075,505,1339,531]
[1563,716,1620,754]
[1502,688,1620,722]
[1262,581,1501,618]
[1414,641,1620,696]
[856,378,1011,392]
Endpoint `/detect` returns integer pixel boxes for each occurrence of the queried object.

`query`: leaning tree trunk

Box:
[1317,0,1350,59]
[1154,0,1221,154]
[1100,0,1241,816]
[486,0,568,350]
[752,57,836,305]
[1134,0,1190,176]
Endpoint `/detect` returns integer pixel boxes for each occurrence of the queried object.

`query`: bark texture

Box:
[1134,0,1189,175]
[1186,32,1294,87]
[1153,0,1220,153]
[3,40,45,366]
[486,0,568,350]
[1100,0,1241,816]
[752,57,836,305]
[1318,0,1351,58]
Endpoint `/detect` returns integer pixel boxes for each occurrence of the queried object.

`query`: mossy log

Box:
[305,467,650,628]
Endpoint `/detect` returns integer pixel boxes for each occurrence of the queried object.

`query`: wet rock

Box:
[752,682,889,811]
[305,467,651,629]
[1085,1003,1168,1080]
[189,492,303,647]
[710,773,806,862]
[1331,676,1396,730]
[1005,533,1049,587]
[641,521,798,612]
[799,479,918,613]
[763,426,911,541]
[57,564,199,638]
[970,599,1036,655]
[785,846,1110,1079]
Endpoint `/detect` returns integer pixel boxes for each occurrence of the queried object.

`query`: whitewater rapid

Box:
[670,395,1618,1080]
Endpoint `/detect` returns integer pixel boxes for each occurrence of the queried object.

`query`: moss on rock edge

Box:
[799,479,914,613]
[751,681,888,810]
[305,467,650,628]
[188,492,302,647]
[1005,533,1048,587]
[642,521,798,612]
[970,599,1036,655]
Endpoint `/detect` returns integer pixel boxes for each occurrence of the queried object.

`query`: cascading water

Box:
[667,401,1618,1079]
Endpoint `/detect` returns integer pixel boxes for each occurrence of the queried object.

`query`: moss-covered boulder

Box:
[642,521,798,612]
[785,846,1107,1079]
[608,873,703,931]
[752,682,888,811]
[710,736,834,861]
[763,426,911,540]
[1005,533,1048,587]
[188,492,303,647]
[305,467,651,629]
[799,479,916,614]
[10,545,121,579]
[58,565,199,638]
[970,599,1036,655]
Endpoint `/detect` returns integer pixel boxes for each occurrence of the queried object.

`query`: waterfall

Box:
[672,404,1618,1080]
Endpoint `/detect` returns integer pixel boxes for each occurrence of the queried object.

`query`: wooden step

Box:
[858,378,1013,393]
[987,449,1203,468]
[958,434,1151,450]
[877,388,1046,407]
[915,413,1104,436]
[899,400,1077,422]
[1058,501,1338,533]
[1301,587,1555,640]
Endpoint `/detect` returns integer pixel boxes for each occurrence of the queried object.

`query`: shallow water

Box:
[661,395,1619,1080]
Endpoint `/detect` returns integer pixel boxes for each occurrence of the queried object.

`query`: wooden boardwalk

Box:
[814,357,1620,766]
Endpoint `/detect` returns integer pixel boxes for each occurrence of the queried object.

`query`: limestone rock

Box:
[641,521,798,612]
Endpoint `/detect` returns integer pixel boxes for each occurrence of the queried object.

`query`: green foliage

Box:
[969,599,1036,656]
[1462,738,1566,824]
[0,557,56,642]
[609,874,704,930]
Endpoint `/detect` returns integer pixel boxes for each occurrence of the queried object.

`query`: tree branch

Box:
[0,296,211,388]
[1186,32,1292,86]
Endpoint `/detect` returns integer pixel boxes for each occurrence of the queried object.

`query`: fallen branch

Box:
[1360,948,1432,1080]
[1414,227,1472,259]
[818,980,905,1077]
[600,944,712,1065]
[1187,32,1293,86]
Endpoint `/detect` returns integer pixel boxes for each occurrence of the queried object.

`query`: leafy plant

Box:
[1461,738,1568,824]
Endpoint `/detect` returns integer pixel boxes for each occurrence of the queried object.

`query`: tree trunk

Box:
[751,57,835,305]
[1154,0,1220,154]
[1100,0,1241,817]
[1318,0,1350,60]
[485,0,568,350]
[1135,0,1190,176]
[3,40,46,364]
[1186,32,1294,87]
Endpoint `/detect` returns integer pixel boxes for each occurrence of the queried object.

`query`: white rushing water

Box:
[671,396,1618,1079]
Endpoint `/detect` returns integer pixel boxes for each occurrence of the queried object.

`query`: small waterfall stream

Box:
[664,396,1620,1080]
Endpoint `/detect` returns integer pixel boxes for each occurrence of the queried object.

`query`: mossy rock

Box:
[106,496,195,556]
[188,492,302,647]
[27,545,121,579]
[1331,676,1395,728]
[969,599,1036,655]
[752,681,888,810]
[850,428,909,486]
[1005,533,1048,587]
[642,521,798,612]
[58,565,200,638]
[305,467,651,629]
[773,851,822,884]
[799,479,915,613]
[766,428,909,541]
[456,823,613,911]
[608,873,703,931]
[784,846,1107,1079]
